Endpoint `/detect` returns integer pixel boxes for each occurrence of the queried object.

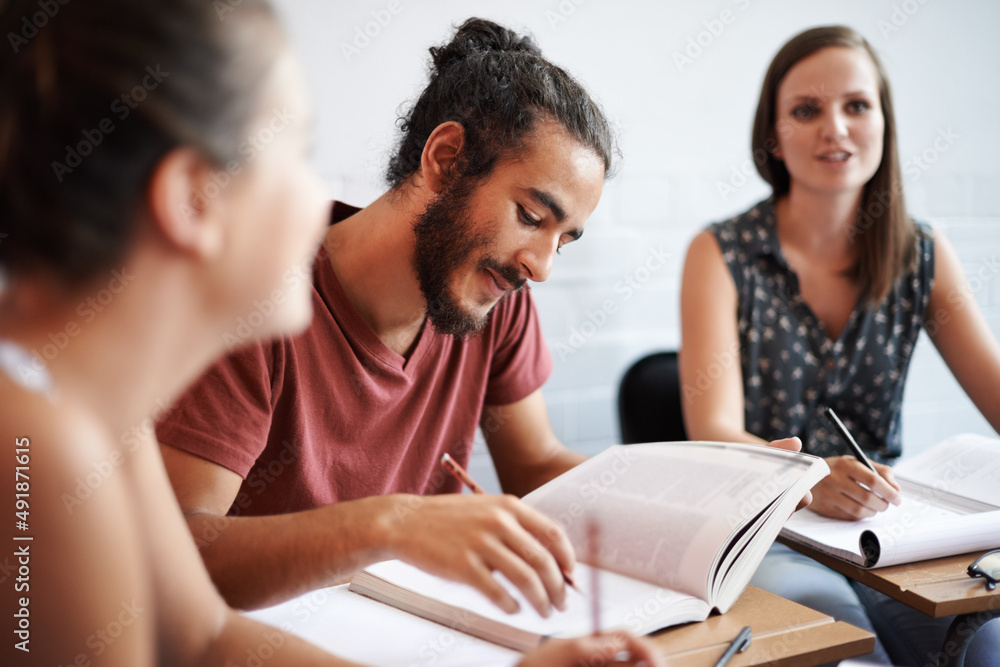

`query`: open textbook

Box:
[781,433,1000,568]
[349,441,829,651]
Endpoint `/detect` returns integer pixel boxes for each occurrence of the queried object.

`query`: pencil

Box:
[440,452,486,494]
[438,452,581,593]
[587,519,600,635]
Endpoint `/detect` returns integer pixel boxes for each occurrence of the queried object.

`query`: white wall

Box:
[272,0,1000,485]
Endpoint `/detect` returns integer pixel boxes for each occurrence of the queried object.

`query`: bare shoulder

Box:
[0,377,111,473]
[0,378,155,663]
[682,229,734,297]
[685,229,724,264]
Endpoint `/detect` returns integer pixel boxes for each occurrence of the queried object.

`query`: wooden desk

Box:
[650,585,873,666]
[247,583,874,666]
[781,540,1000,667]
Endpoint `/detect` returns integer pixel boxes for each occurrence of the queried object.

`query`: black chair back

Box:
[617,351,687,444]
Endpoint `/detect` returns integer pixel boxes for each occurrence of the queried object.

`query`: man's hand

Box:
[376,493,576,618]
[517,631,663,667]
[766,437,813,510]
[808,456,902,520]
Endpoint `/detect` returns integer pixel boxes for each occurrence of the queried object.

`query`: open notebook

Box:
[781,433,1000,567]
[350,441,828,651]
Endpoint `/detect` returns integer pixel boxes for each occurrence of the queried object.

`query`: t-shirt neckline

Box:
[312,202,433,375]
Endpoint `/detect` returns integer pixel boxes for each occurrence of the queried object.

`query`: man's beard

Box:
[412,177,525,339]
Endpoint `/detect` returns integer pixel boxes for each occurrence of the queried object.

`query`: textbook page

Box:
[523,442,822,601]
[893,433,1000,508]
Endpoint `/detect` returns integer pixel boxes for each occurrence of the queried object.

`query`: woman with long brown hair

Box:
[680,25,1000,665]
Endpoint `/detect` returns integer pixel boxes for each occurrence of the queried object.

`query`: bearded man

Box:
[157,17,613,616]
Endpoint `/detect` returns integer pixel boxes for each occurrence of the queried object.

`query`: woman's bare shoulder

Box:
[0,377,112,474]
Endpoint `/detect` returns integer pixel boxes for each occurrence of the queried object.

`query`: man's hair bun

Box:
[429,18,540,72]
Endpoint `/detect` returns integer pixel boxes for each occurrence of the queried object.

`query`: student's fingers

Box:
[763,438,813,510]
[505,529,570,614]
[873,461,901,492]
[848,460,901,507]
[506,496,577,579]
[838,479,890,514]
[499,495,576,612]
[767,436,803,453]
[810,486,877,520]
[794,489,813,512]
[485,532,559,617]
[605,631,663,666]
[810,459,883,520]
[462,555,522,615]
[823,456,894,512]
[391,494,572,615]
[516,632,663,667]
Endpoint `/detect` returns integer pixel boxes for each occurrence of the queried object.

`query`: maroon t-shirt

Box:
[156,202,553,516]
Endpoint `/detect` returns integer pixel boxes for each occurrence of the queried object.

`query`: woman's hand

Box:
[766,437,813,509]
[808,456,901,520]
[517,631,662,667]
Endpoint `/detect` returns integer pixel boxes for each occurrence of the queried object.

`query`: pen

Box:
[713,625,751,667]
[823,407,876,473]
[439,452,582,594]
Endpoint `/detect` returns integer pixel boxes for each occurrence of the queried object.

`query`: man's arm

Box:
[159,443,576,616]
[138,432,363,666]
[481,388,587,498]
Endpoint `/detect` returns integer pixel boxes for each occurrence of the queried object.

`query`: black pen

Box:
[825,407,901,505]
[714,625,751,667]
[823,407,876,473]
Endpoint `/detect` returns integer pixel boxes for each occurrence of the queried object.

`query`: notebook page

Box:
[782,483,1000,566]
[246,583,521,666]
